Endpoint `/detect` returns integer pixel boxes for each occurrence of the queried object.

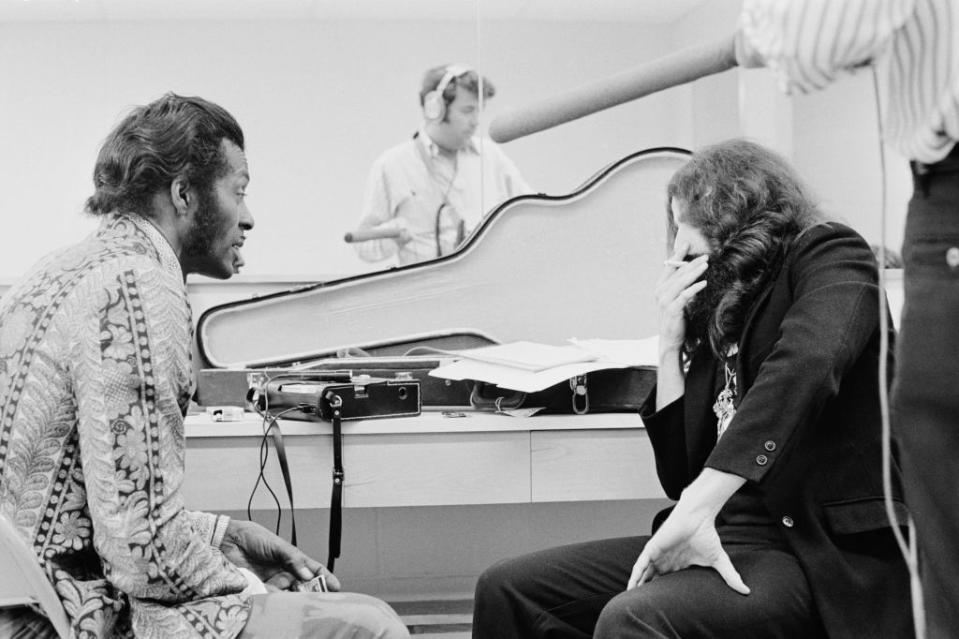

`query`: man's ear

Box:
[169,175,194,217]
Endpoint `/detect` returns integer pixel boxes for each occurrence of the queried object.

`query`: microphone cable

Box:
[248,390,302,541]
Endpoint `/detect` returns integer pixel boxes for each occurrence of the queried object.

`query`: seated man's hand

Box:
[627,468,749,595]
[220,519,341,592]
[627,505,748,595]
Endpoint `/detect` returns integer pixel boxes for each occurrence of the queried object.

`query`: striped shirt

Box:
[738,0,959,163]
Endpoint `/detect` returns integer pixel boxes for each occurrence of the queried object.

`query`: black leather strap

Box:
[328,408,344,571]
[270,422,298,547]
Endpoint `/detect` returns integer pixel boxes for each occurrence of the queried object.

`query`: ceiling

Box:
[0,0,708,24]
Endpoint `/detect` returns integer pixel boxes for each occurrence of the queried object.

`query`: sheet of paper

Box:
[429,358,629,393]
[567,336,659,366]
[428,337,659,394]
[448,341,598,372]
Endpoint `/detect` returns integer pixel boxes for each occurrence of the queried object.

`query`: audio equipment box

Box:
[196,357,471,411]
[248,371,421,422]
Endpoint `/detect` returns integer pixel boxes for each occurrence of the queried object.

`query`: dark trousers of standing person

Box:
[471,535,825,639]
[893,146,959,639]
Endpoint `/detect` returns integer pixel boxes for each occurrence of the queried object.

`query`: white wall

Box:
[790,74,912,254]
[0,18,682,281]
[479,20,682,192]
[673,0,744,148]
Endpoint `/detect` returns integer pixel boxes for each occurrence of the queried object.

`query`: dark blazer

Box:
[640,222,912,639]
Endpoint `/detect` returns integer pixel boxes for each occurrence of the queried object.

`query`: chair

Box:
[0,512,70,638]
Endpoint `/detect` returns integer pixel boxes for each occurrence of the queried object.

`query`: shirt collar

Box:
[101,212,184,281]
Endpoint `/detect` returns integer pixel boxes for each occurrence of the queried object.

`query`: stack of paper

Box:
[428,337,658,394]
[448,341,598,372]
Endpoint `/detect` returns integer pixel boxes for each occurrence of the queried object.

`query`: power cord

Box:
[871,65,925,639]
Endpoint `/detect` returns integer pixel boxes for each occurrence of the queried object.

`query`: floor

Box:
[392,598,473,637]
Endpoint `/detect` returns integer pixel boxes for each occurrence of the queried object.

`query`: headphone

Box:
[423,65,471,122]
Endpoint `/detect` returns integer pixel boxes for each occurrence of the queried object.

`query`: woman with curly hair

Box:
[472,139,912,639]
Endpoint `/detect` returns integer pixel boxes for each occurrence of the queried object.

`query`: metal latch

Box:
[570,375,589,415]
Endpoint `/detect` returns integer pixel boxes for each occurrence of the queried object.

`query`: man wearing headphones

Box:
[352,64,530,266]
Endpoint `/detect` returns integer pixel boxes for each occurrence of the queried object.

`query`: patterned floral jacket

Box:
[0,214,251,638]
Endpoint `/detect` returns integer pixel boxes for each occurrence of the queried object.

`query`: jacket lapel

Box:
[685,348,718,473]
